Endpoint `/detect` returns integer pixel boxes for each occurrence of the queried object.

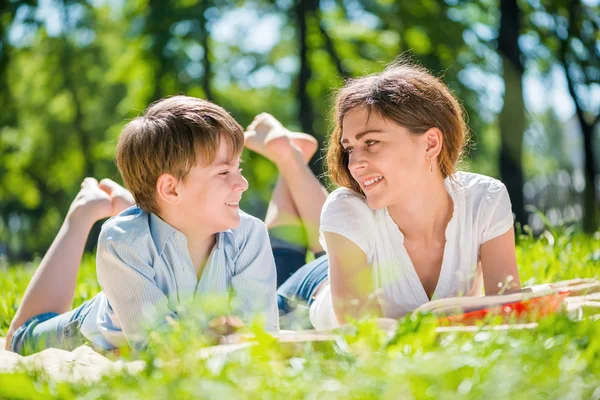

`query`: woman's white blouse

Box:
[310,172,514,330]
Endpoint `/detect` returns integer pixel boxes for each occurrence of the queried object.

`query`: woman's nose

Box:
[347,149,368,173]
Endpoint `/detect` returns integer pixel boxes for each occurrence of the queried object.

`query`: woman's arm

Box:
[480,228,521,295]
[323,232,382,323]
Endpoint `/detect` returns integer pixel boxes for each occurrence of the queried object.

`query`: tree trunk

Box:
[148,0,170,102]
[198,2,213,101]
[560,0,599,233]
[295,0,324,176]
[498,0,527,229]
[294,0,314,136]
[581,121,598,232]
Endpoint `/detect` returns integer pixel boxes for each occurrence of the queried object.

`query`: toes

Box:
[99,178,125,194]
[98,179,115,195]
[81,177,99,188]
[247,119,258,131]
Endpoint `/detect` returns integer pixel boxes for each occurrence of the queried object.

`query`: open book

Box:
[411,278,600,324]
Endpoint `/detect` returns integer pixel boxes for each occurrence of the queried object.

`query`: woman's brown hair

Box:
[326,61,469,195]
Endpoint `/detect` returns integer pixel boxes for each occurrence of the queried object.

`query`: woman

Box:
[275,61,522,330]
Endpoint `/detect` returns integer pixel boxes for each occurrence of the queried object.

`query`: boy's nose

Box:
[234,174,249,192]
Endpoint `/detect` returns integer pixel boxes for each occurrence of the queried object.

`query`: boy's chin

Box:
[219,214,241,231]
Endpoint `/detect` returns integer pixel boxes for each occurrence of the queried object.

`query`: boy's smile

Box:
[176,138,248,235]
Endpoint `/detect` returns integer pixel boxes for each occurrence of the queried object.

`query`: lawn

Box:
[1,228,599,399]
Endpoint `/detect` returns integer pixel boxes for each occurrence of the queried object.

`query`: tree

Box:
[498,0,527,228]
[525,0,600,232]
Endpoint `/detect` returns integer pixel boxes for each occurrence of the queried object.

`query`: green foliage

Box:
[1,232,600,398]
[0,0,506,260]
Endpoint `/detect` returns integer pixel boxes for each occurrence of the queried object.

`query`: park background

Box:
[0,0,598,262]
[1,1,600,398]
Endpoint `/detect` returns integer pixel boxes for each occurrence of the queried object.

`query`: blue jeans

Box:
[270,234,329,318]
[9,298,95,356]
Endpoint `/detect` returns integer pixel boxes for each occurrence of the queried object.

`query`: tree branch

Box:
[557,0,588,131]
[198,2,213,101]
[593,112,600,130]
[317,14,349,78]
[60,2,93,177]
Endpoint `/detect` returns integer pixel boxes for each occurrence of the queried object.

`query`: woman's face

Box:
[341,107,430,209]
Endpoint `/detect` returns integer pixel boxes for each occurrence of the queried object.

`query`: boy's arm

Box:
[96,235,177,349]
[230,219,279,332]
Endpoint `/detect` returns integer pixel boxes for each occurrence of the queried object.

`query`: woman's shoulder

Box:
[323,187,373,217]
[450,172,508,201]
[451,172,513,240]
[327,186,367,201]
[320,187,376,257]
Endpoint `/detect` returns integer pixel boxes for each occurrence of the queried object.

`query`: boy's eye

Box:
[220,167,243,176]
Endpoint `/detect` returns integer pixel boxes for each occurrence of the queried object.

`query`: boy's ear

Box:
[156,173,181,205]
[424,127,443,160]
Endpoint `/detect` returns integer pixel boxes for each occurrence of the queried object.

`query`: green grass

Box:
[1,229,600,399]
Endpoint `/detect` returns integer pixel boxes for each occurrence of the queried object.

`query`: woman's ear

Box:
[424,127,443,160]
[156,173,181,206]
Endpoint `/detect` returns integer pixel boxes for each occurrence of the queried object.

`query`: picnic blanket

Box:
[1,279,599,384]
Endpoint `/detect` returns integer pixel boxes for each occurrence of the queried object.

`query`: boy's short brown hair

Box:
[116,95,244,214]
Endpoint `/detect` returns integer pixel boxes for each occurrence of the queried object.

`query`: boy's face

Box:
[177,139,248,233]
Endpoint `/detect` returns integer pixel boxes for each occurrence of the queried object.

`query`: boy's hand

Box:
[207,315,245,338]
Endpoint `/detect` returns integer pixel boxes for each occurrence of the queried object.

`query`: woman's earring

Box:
[429,157,433,172]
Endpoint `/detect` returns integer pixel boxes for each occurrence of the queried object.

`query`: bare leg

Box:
[264,176,307,248]
[5,178,134,350]
[245,113,327,254]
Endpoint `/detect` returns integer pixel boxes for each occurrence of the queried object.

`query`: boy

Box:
[7,96,279,354]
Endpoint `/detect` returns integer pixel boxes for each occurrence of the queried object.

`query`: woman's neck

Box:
[387,176,453,243]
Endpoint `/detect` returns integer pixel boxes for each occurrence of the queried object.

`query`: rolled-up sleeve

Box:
[96,228,177,349]
[230,218,280,332]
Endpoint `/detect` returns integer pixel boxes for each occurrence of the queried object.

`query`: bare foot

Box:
[245,113,318,164]
[99,178,136,216]
[68,178,114,224]
[289,131,319,163]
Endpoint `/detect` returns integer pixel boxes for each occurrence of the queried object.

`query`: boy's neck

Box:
[186,233,216,278]
[156,208,217,278]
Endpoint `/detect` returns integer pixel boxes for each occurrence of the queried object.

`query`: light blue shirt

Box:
[79,206,279,350]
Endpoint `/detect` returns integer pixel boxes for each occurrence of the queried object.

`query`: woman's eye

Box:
[342,147,353,154]
[365,140,379,147]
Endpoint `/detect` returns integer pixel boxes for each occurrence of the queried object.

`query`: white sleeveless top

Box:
[310,172,514,330]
